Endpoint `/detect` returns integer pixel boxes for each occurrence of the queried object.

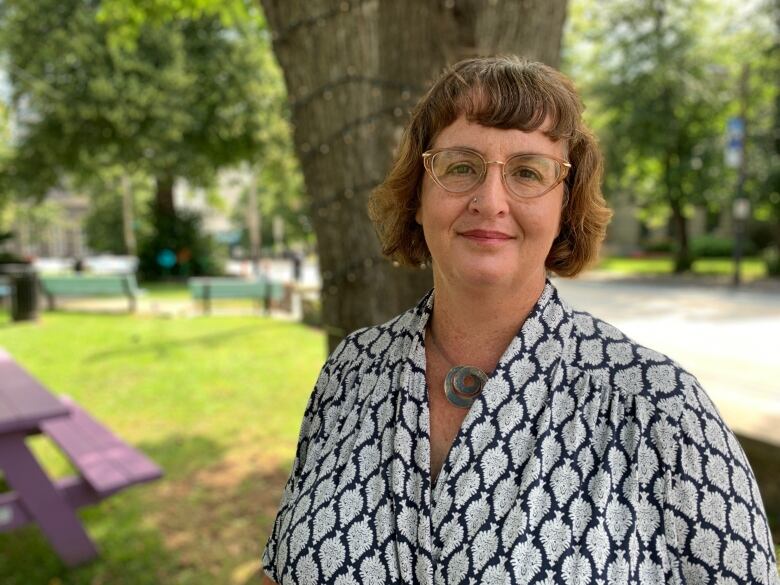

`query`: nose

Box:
[469,162,510,216]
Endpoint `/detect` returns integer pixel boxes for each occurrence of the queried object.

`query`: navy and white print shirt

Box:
[262,281,779,584]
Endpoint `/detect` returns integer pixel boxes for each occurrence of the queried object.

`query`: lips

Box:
[459,229,514,241]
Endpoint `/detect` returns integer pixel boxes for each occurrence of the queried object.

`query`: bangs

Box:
[419,57,583,148]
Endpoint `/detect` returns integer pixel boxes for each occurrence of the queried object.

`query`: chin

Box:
[455,261,522,289]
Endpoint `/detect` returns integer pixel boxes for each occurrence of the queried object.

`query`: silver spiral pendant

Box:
[444,365,488,409]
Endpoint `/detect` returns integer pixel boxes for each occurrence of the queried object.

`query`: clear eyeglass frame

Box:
[422,147,572,200]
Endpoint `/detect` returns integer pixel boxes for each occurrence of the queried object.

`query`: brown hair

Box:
[368,55,612,277]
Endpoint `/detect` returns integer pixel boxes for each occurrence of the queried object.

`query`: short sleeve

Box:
[664,376,779,584]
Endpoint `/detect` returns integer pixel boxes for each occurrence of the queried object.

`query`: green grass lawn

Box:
[0,310,326,584]
[143,281,191,301]
[598,255,767,279]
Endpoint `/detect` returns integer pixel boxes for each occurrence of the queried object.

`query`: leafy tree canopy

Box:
[0,0,290,205]
[565,0,777,270]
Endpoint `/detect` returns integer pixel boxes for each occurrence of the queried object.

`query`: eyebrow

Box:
[438,145,565,159]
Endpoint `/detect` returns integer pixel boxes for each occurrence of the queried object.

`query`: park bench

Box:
[188,276,285,314]
[39,274,145,312]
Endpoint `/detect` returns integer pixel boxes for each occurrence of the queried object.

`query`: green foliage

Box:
[95,0,254,52]
[572,0,730,200]
[0,0,303,256]
[755,0,780,274]
[0,0,284,188]
[690,234,758,258]
[80,170,153,253]
[256,144,312,248]
[566,0,777,273]
[231,164,313,253]
[640,238,674,255]
[84,198,134,254]
[763,246,780,275]
[137,203,225,280]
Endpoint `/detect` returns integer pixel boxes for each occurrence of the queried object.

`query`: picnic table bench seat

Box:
[41,396,162,497]
[0,396,162,534]
[40,274,145,312]
[188,277,285,314]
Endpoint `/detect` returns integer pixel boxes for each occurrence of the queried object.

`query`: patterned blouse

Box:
[263,281,778,584]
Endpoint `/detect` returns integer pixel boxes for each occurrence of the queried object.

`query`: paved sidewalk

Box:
[554,273,780,447]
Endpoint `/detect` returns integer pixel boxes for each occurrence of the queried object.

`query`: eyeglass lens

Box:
[429,150,564,198]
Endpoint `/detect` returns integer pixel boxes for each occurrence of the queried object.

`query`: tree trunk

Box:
[247,168,262,276]
[121,173,137,256]
[260,0,569,350]
[670,199,692,274]
[154,174,176,218]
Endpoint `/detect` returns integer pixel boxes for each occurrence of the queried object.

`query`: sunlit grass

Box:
[0,311,326,584]
[142,281,190,300]
[598,256,767,279]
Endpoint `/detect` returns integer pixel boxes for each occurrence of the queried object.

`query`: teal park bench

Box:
[188,277,285,314]
[40,274,145,312]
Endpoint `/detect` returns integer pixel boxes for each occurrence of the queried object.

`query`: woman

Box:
[262,57,778,584]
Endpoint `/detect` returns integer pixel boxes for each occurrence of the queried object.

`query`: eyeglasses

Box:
[422,147,571,200]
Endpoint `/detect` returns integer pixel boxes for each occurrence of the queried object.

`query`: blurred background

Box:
[0,0,777,583]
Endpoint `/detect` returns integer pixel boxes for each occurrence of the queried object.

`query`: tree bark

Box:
[121,173,137,256]
[247,168,262,276]
[260,0,569,350]
[669,198,691,273]
[154,174,176,218]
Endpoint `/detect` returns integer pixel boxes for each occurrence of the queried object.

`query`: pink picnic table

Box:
[0,348,162,566]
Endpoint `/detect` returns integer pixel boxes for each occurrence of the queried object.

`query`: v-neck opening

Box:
[422,281,558,500]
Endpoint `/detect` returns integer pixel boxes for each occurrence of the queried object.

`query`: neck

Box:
[428,272,546,374]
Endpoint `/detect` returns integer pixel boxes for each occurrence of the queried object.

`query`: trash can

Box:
[2,264,39,322]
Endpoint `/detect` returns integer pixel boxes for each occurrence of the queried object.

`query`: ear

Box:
[415,184,424,225]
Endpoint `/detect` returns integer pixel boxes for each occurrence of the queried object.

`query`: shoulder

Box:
[327,295,427,372]
[307,292,430,413]
[563,307,737,469]
[568,307,694,416]
[565,306,750,470]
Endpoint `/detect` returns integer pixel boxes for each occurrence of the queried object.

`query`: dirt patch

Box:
[147,442,293,584]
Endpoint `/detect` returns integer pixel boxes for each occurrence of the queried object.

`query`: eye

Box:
[511,166,543,182]
[445,162,478,176]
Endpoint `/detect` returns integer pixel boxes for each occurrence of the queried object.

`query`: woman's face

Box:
[416,115,566,294]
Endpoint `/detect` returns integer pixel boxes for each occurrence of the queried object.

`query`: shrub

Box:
[763,246,780,277]
[640,238,674,255]
[691,235,757,258]
[138,206,226,280]
[301,298,322,328]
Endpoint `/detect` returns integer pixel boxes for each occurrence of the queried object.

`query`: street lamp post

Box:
[726,64,751,287]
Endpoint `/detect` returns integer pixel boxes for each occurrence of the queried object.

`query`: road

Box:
[553,274,780,446]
